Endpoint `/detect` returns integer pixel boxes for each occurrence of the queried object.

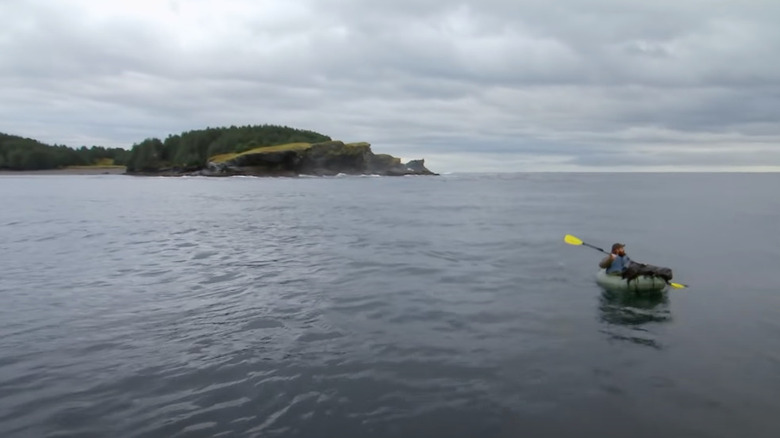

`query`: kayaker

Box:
[599,243,631,275]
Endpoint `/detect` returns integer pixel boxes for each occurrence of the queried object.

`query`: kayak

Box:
[595,269,668,293]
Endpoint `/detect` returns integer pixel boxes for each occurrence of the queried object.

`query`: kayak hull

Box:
[595,269,668,293]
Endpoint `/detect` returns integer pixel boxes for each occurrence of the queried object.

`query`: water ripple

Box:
[2,174,780,437]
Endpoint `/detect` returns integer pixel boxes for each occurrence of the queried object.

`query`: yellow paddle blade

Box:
[669,282,688,289]
[564,234,583,246]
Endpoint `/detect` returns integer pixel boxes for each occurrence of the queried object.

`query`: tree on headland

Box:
[125,138,165,172]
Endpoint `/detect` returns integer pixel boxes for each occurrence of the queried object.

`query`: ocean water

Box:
[1,172,779,438]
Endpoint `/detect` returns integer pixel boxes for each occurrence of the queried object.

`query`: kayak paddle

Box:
[563,234,688,289]
[564,234,608,254]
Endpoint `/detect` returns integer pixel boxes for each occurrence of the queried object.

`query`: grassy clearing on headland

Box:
[208,142,371,164]
[209,142,313,163]
[65,158,125,170]
[48,159,125,173]
[65,165,126,169]
[94,158,116,166]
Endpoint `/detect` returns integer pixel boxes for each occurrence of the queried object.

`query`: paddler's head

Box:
[611,243,626,256]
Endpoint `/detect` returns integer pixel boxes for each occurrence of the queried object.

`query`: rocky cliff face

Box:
[200,141,436,177]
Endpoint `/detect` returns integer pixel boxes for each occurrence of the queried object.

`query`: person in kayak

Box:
[599,243,631,275]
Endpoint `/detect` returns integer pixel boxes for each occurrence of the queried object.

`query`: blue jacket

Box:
[600,255,631,274]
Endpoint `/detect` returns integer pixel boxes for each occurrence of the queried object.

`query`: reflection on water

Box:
[598,288,671,349]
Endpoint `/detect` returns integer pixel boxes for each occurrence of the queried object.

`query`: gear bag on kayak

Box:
[621,261,673,283]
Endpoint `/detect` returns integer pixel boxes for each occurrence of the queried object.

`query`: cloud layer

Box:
[2,0,779,171]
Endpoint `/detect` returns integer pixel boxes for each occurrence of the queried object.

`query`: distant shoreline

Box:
[0,166,126,176]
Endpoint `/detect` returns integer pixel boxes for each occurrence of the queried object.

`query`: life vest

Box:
[606,255,631,274]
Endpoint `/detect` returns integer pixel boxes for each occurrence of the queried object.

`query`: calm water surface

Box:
[1,173,779,437]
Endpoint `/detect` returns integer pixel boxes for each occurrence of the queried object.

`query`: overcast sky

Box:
[2,0,779,171]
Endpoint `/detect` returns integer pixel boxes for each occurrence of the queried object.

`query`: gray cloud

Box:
[1,0,779,171]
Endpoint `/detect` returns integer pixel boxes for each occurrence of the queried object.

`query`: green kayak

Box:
[595,269,668,293]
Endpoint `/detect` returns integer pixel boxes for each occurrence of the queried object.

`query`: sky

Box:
[1,0,779,172]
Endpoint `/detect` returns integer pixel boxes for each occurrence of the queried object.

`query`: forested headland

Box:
[1,125,435,176]
[0,125,330,172]
[0,133,129,170]
[124,125,330,172]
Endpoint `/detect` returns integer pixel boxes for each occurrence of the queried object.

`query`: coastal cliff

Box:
[191,141,436,177]
[121,125,436,177]
[1,125,436,176]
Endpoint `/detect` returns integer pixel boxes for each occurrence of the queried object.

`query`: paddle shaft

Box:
[581,242,608,254]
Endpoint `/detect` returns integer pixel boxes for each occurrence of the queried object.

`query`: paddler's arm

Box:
[599,254,614,269]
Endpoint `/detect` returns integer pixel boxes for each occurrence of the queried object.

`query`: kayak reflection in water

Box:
[598,242,630,275]
[598,288,671,348]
